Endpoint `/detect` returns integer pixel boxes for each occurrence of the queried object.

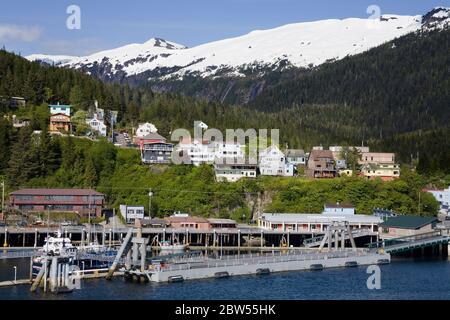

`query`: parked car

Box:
[16,221,28,227]
[0,221,6,227]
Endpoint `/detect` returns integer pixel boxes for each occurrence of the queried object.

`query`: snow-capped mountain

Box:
[27,7,449,82]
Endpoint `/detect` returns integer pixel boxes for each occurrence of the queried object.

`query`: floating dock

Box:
[146,249,390,283]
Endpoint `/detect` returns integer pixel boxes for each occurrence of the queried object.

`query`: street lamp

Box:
[0,181,5,216]
[148,189,153,219]
[3,228,7,247]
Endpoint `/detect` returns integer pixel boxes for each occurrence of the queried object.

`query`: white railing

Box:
[155,249,369,273]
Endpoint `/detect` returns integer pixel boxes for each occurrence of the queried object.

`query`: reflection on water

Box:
[1,256,450,300]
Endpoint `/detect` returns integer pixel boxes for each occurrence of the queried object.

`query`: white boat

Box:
[39,231,77,257]
[159,240,186,252]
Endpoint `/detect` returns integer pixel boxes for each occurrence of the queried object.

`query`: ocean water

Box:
[1,257,450,300]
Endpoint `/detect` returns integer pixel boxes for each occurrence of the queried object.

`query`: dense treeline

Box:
[250,29,450,136]
[0,46,444,220]
[0,49,153,124]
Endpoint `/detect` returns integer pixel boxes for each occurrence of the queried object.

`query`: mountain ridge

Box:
[26,7,449,83]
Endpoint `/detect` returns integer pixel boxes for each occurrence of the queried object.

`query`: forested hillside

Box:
[251,29,450,136]
[0,44,448,217]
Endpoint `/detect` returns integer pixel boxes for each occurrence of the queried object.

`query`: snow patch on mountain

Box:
[26,8,450,81]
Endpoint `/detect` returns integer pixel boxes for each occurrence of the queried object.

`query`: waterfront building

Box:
[259,145,294,176]
[426,186,450,216]
[140,218,170,228]
[9,188,105,217]
[165,216,211,230]
[259,203,379,233]
[258,212,382,233]
[306,150,336,178]
[207,218,238,229]
[119,205,145,223]
[379,215,438,239]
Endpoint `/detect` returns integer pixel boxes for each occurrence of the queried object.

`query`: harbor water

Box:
[1,257,450,300]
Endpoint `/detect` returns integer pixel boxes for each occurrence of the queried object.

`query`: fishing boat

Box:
[32,231,114,278]
[159,240,186,252]
[39,231,77,257]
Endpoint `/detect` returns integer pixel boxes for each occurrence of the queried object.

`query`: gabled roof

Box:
[141,132,167,141]
[309,149,334,160]
[380,215,438,230]
[285,149,305,157]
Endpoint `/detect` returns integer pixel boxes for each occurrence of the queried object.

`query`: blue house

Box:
[49,104,72,117]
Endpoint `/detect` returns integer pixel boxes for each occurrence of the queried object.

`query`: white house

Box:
[176,138,216,166]
[119,205,145,223]
[214,141,245,163]
[214,162,257,182]
[86,114,107,136]
[426,186,450,216]
[136,122,158,138]
[259,145,294,176]
[323,203,356,215]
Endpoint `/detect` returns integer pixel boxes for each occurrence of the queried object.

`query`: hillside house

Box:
[139,133,173,164]
[285,149,306,166]
[259,145,294,176]
[136,122,158,138]
[306,150,336,178]
[49,104,71,117]
[360,163,400,181]
[426,186,450,216]
[175,138,216,166]
[87,114,107,136]
[49,113,71,132]
[214,161,257,182]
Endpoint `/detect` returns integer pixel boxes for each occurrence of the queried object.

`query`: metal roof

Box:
[260,213,382,224]
[10,188,104,196]
[379,216,438,230]
[285,149,305,157]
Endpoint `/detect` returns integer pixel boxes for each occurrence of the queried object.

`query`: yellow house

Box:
[360,163,400,181]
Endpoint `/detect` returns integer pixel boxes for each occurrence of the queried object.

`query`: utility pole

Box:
[148,189,153,219]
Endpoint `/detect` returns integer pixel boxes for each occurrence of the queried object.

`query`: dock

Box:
[0,279,31,287]
[147,249,390,283]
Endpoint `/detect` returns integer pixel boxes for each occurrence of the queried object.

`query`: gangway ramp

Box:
[303,228,374,248]
[367,230,449,254]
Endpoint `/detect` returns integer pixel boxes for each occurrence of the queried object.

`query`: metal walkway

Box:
[303,229,375,248]
[367,230,449,254]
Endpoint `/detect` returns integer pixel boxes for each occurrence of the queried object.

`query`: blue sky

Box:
[0,0,448,56]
